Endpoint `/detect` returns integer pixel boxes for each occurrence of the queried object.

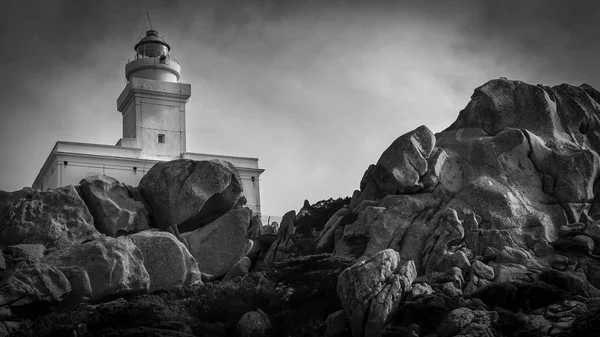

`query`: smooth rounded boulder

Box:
[128,230,202,291]
[138,159,243,232]
[79,174,150,237]
[182,207,252,280]
[0,186,99,250]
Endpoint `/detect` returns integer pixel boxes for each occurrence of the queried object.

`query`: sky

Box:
[1,0,599,218]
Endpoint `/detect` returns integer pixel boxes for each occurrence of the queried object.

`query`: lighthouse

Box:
[116,29,191,160]
[33,28,265,217]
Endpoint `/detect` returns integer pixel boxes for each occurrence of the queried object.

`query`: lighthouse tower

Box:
[116,30,191,159]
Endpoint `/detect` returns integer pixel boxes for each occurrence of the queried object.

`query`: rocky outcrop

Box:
[128,230,202,291]
[79,175,150,237]
[43,236,150,301]
[0,186,99,250]
[337,249,417,337]
[138,159,243,232]
[182,207,252,280]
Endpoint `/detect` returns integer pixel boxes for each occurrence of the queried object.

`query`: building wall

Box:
[34,147,263,216]
[138,95,185,159]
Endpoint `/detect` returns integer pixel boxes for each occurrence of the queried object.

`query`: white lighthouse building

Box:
[33,30,264,215]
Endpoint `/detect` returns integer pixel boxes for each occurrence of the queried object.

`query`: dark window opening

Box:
[158,134,165,143]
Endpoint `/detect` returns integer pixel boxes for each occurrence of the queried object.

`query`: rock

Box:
[0,187,33,210]
[0,261,71,307]
[5,244,46,261]
[360,125,436,200]
[183,207,252,280]
[234,309,270,337]
[1,322,21,335]
[223,257,251,282]
[247,215,262,240]
[325,310,350,337]
[442,282,463,297]
[423,208,465,274]
[471,261,495,280]
[554,235,595,254]
[138,159,243,232]
[128,230,202,291]
[0,323,7,337]
[337,249,417,337]
[44,235,149,301]
[0,186,99,250]
[436,307,475,337]
[79,174,150,236]
[263,211,297,264]
[0,251,5,270]
[316,208,350,254]
[409,283,434,299]
[260,224,276,235]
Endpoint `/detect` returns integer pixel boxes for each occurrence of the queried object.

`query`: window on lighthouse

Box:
[158,134,165,143]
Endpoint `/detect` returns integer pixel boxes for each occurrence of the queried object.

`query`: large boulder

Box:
[128,230,202,291]
[0,186,99,250]
[79,175,150,237]
[138,159,243,232]
[0,261,71,307]
[337,249,417,337]
[43,236,150,301]
[182,207,252,280]
[357,125,436,202]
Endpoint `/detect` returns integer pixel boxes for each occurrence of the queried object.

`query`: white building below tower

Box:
[33,29,264,216]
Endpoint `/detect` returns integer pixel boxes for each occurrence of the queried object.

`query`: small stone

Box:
[533,240,554,257]
[410,283,434,299]
[0,307,12,320]
[450,250,471,269]
[325,310,349,337]
[436,307,474,337]
[442,282,462,297]
[471,260,495,280]
[235,310,271,337]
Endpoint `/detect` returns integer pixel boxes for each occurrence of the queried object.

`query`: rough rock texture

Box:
[322,79,600,295]
[234,310,270,337]
[79,175,150,236]
[128,230,202,291]
[4,244,45,261]
[0,261,71,307]
[0,186,99,250]
[138,159,243,232]
[263,210,298,264]
[358,125,436,203]
[182,207,252,280]
[337,249,417,337]
[43,236,149,301]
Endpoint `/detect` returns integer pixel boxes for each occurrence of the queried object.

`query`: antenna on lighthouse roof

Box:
[146,11,153,30]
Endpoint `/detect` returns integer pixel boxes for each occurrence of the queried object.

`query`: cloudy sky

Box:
[0,0,599,217]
